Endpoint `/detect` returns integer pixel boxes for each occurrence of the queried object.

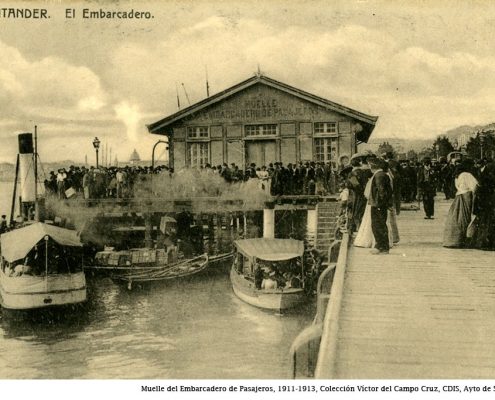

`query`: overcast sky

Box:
[2,0,495,163]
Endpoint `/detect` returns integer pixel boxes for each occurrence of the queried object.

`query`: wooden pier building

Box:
[147,74,378,170]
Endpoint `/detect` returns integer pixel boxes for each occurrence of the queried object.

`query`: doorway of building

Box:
[245,140,277,167]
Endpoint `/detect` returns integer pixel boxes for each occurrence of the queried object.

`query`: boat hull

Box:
[110,254,210,285]
[230,267,306,311]
[0,271,87,310]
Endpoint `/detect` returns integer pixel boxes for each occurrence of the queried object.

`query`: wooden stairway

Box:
[315,200,339,254]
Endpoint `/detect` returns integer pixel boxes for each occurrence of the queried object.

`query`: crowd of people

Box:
[43,161,346,201]
[339,152,495,254]
[339,153,400,255]
[43,165,173,200]
[48,158,457,204]
[223,161,340,196]
[43,151,495,253]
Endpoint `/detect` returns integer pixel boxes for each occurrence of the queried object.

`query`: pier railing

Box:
[289,237,345,378]
[46,194,337,214]
[313,230,350,378]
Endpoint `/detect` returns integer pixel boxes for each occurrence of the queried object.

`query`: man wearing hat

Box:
[270,162,283,195]
[220,163,231,182]
[417,157,436,219]
[382,151,402,215]
[367,157,393,254]
[295,162,306,195]
[286,163,295,195]
[306,162,316,195]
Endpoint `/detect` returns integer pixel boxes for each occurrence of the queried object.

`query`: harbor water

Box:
[0,182,315,379]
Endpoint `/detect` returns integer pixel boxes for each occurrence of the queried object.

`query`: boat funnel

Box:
[18,133,36,203]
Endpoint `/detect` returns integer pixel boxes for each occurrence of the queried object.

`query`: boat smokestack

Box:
[18,132,36,203]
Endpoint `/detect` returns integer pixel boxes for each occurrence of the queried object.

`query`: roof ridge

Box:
[147,74,378,135]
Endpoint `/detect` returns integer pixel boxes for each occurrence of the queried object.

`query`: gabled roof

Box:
[147,74,378,141]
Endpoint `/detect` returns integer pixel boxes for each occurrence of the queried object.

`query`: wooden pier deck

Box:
[315,198,495,379]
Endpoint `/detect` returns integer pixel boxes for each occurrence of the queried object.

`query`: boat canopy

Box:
[234,238,304,262]
[1,222,82,263]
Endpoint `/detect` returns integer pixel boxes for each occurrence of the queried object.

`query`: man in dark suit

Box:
[270,162,283,196]
[306,162,316,195]
[368,157,393,254]
[295,162,306,195]
[417,157,436,219]
[382,152,402,215]
[472,158,495,250]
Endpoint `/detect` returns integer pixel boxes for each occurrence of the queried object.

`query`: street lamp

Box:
[479,130,486,159]
[152,139,168,171]
[92,137,101,167]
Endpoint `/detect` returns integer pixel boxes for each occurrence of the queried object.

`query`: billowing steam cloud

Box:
[45,169,271,246]
[114,101,142,142]
[134,169,271,210]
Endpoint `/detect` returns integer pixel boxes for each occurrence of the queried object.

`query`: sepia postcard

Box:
[1,0,495,398]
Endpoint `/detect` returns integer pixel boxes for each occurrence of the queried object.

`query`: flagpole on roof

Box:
[181,83,191,105]
[175,82,181,110]
[205,65,210,97]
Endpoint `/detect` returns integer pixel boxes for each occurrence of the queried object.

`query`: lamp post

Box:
[151,139,169,171]
[479,130,486,159]
[92,137,101,167]
[150,139,169,196]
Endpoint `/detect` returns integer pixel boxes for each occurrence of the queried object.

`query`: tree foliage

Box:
[406,150,418,161]
[377,141,396,158]
[432,136,454,159]
[418,147,434,161]
[465,132,495,159]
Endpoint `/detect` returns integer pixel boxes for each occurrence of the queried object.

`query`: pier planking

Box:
[317,198,495,379]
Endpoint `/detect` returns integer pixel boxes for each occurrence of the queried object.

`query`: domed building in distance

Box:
[129,149,141,165]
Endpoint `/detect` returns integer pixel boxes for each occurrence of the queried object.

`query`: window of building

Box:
[314,122,337,134]
[245,124,277,137]
[314,138,338,163]
[188,142,209,167]
[187,126,209,139]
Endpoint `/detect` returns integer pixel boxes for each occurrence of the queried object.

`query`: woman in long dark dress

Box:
[443,160,478,248]
[471,161,495,250]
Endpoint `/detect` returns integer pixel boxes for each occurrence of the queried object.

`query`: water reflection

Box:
[0,267,314,379]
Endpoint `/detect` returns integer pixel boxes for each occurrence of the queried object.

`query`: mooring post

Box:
[307,209,318,247]
[263,207,275,239]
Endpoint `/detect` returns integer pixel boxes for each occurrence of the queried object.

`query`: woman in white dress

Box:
[256,166,270,194]
[442,161,478,248]
[354,171,394,248]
